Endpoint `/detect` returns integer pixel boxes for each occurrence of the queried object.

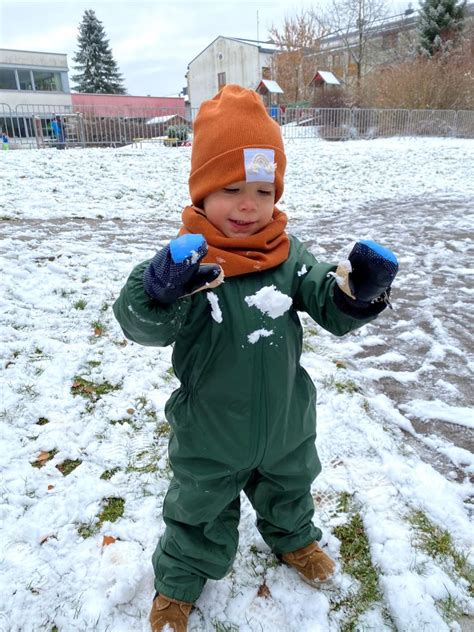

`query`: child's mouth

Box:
[229,219,254,230]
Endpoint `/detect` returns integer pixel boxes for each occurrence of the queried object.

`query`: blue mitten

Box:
[332,240,398,317]
[143,234,224,304]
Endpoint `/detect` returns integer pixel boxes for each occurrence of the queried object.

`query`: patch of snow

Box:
[248,329,274,344]
[207,292,223,323]
[245,285,292,318]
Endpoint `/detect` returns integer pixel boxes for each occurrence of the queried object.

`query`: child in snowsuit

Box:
[113,84,398,632]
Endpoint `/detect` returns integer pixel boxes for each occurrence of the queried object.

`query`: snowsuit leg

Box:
[244,433,322,555]
[153,473,242,603]
[153,434,322,602]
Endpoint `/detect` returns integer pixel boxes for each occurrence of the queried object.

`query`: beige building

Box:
[307,3,474,85]
[186,37,280,110]
[0,48,72,139]
[0,48,72,109]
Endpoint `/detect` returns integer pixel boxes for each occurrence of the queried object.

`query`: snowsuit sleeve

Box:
[113,260,192,347]
[291,238,378,336]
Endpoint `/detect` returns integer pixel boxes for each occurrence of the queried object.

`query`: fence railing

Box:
[1,103,473,148]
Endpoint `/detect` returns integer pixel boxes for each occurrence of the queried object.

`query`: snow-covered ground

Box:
[1,137,473,632]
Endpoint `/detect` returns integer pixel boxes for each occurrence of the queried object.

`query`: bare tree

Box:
[269,10,328,104]
[316,0,389,87]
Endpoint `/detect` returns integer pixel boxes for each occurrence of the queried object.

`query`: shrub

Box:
[167,124,189,141]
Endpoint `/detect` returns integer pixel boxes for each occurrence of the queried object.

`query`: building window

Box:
[32,70,62,91]
[18,69,34,90]
[262,66,271,79]
[217,72,226,89]
[0,68,17,90]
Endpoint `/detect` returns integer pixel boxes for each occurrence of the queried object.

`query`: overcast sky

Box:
[1,0,410,96]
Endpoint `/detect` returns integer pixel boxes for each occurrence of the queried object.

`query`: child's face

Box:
[203,181,275,238]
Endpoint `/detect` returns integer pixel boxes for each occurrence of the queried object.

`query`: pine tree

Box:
[72,9,126,94]
[417,0,466,57]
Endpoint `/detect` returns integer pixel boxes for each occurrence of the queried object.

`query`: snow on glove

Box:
[143,233,224,304]
[331,240,398,316]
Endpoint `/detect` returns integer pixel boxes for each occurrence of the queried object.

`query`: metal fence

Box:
[1,103,473,149]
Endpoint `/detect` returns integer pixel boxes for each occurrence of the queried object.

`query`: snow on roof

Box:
[310,71,341,86]
[256,79,284,94]
[146,114,184,125]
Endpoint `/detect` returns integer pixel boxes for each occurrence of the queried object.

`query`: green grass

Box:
[78,519,98,539]
[71,376,120,401]
[409,510,474,596]
[91,320,106,336]
[100,467,120,480]
[56,459,82,476]
[31,448,58,468]
[36,417,49,425]
[86,359,101,368]
[74,299,87,310]
[155,421,171,437]
[332,507,384,631]
[164,366,176,382]
[98,497,125,524]
[323,375,360,395]
[213,622,240,632]
[78,497,125,538]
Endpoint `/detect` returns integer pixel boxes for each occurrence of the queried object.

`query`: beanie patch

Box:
[244,148,276,183]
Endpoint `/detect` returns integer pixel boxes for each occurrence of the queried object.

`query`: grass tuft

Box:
[100,467,120,480]
[409,510,474,596]
[323,375,360,395]
[91,320,106,336]
[56,459,82,476]
[333,506,383,631]
[78,497,125,539]
[71,376,120,401]
[98,497,125,524]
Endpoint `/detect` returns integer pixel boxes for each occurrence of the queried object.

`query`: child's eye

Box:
[258,189,273,196]
[223,187,239,193]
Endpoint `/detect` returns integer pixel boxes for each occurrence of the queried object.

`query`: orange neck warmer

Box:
[179,205,290,277]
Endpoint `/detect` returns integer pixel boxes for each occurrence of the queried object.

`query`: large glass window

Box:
[18,69,33,90]
[32,70,62,91]
[0,68,17,90]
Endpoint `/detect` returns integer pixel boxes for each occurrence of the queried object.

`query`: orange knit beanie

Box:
[189,84,286,208]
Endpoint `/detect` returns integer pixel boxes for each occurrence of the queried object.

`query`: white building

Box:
[186,37,280,110]
[0,48,71,109]
[0,48,72,140]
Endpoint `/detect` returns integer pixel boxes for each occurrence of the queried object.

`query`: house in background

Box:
[0,48,72,137]
[0,47,185,145]
[255,79,284,107]
[308,71,342,107]
[186,36,280,110]
[306,3,474,85]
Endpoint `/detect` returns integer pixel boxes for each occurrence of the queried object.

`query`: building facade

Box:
[0,48,72,110]
[186,37,279,110]
[307,3,474,85]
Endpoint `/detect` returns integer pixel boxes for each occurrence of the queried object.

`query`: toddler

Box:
[113,84,398,632]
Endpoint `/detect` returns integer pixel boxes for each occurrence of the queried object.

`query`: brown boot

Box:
[149,593,193,632]
[281,542,336,587]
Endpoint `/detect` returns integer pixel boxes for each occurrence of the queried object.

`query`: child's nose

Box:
[239,192,257,211]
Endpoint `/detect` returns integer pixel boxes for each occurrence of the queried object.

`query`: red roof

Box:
[71,93,186,117]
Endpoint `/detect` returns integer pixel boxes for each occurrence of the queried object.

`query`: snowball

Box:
[244,285,292,318]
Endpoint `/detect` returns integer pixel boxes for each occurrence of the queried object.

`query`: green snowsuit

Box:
[113,235,376,602]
